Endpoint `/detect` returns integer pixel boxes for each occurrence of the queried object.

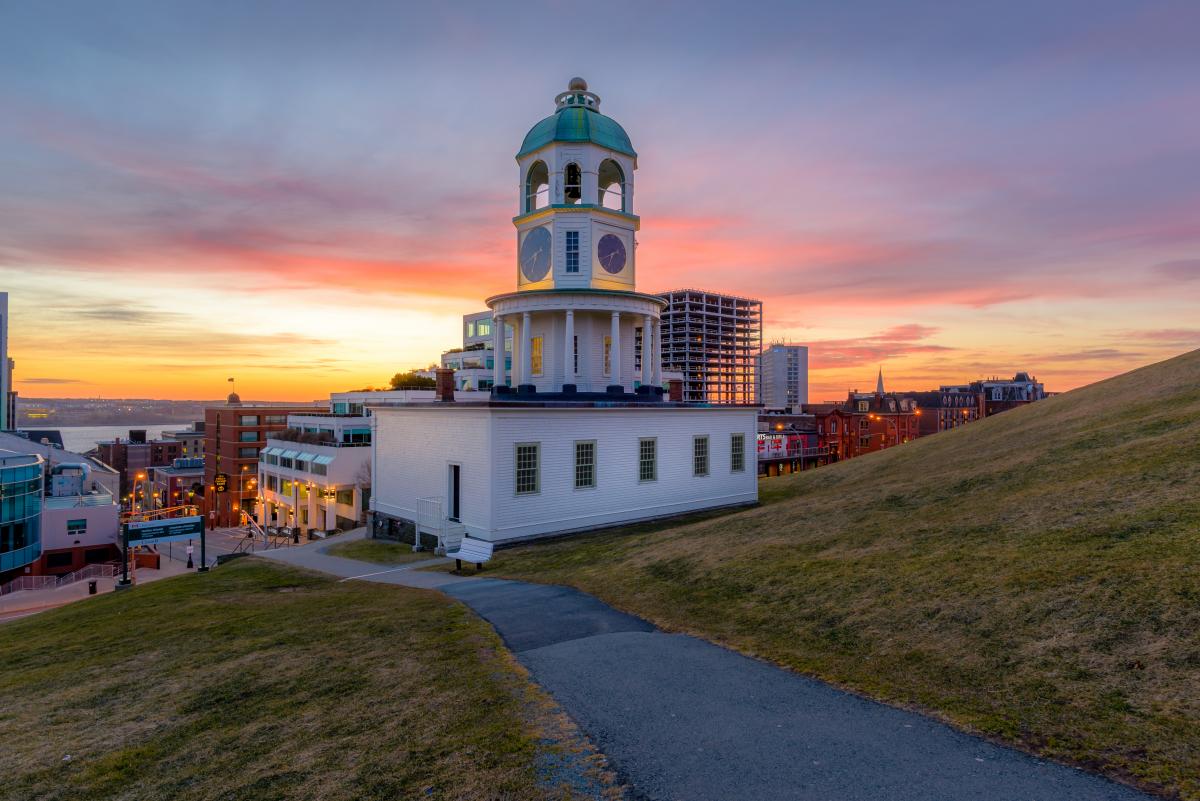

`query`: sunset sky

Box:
[2,0,1198,401]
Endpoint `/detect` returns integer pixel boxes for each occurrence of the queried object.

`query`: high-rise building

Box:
[658,289,762,404]
[757,344,809,410]
[0,292,11,431]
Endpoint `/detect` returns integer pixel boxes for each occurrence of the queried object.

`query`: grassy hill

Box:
[0,559,615,801]
[487,349,1200,799]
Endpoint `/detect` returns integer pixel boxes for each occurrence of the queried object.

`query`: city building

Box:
[370,77,758,546]
[0,292,11,430]
[804,372,920,461]
[158,422,206,458]
[13,430,65,449]
[659,289,762,404]
[941,372,1047,416]
[0,450,43,580]
[149,457,205,513]
[257,388,488,537]
[202,395,319,527]
[906,389,983,437]
[757,344,809,410]
[0,431,121,575]
[95,431,184,497]
[38,461,121,575]
[438,311,513,391]
[756,410,827,475]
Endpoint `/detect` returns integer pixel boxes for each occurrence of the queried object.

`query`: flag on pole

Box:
[227,378,234,382]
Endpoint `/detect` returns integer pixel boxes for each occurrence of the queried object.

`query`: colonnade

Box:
[492,310,661,391]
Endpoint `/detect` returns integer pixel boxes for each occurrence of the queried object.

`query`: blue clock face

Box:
[597,233,627,274]
[520,227,552,282]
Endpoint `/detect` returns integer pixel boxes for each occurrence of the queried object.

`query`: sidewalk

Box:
[259,538,1153,801]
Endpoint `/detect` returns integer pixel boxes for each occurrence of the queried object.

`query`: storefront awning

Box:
[297,452,318,462]
[263,446,284,456]
[312,455,335,465]
[280,449,300,459]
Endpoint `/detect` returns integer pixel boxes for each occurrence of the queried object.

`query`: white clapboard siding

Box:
[371,404,757,544]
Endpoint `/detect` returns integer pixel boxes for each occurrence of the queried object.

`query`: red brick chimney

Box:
[435,369,455,402]
[668,379,683,402]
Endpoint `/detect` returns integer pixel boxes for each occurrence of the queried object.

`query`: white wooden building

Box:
[370,78,758,546]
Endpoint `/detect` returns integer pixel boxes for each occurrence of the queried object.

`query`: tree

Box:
[390,371,436,389]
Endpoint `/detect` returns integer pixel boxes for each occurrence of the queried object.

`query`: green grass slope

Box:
[488,348,1200,798]
[0,559,614,801]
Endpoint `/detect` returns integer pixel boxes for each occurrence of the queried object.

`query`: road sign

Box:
[214,473,230,493]
[124,515,204,547]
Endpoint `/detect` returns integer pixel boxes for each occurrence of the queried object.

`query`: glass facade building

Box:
[0,453,43,574]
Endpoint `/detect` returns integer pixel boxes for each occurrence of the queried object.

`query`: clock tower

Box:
[513,77,638,293]
[488,78,662,398]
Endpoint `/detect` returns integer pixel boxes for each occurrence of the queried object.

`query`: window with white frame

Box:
[574,441,596,488]
[638,438,656,482]
[693,436,709,476]
[731,433,745,472]
[565,231,580,273]
[515,443,540,495]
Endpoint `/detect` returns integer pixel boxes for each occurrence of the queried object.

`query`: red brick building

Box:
[906,390,984,437]
[202,396,318,527]
[95,430,183,498]
[804,380,921,461]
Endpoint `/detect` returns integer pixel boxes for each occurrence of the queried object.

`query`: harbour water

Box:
[48,424,196,453]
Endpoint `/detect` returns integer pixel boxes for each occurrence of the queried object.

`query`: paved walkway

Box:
[262,539,1152,801]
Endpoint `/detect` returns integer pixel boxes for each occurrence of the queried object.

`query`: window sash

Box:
[731,433,745,472]
[565,231,580,273]
[693,436,709,476]
[574,441,596,488]
[515,443,540,495]
[638,438,657,482]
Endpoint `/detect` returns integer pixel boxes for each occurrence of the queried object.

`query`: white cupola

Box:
[512,77,639,294]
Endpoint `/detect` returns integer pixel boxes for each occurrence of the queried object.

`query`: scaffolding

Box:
[658,289,762,404]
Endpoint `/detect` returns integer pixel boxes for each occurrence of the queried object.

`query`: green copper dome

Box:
[517,80,637,159]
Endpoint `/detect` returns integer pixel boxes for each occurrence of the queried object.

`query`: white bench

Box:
[445,536,494,572]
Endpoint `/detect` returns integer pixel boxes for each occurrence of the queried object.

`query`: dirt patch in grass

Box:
[0,558,621,801]
[325,538,436,565]
[489,348,1200,800]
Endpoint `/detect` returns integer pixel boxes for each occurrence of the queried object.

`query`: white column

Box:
[521,311,532,386]
[610,312,621,388]
[643,314,653,385]
[563,310,574,386]
[653,314,662,386]
[492,314,505,388]
[307,484,318,533]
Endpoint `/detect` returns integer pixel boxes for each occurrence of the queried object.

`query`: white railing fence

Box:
[416,496,446,552]
[1,563,118,596]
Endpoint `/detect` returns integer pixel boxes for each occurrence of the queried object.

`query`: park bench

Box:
[445,535,494,572]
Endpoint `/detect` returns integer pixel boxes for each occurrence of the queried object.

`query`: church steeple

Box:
[876,367,885,396]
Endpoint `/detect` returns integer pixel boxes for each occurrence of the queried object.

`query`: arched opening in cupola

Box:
[564,162,582,204]
[598,159,625,212]
[525,161,549,212]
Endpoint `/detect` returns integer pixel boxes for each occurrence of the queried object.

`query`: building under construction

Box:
[658,289,762,404]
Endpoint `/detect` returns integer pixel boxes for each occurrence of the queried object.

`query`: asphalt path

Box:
[264,539,1154,801]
